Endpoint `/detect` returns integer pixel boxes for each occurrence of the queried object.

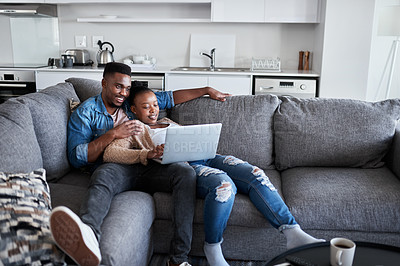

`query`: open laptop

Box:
[154,123,222,164]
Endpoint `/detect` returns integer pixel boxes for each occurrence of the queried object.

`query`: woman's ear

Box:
[130,105,136,114]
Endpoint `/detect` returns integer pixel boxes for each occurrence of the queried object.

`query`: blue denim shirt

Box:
[67,91,174,168]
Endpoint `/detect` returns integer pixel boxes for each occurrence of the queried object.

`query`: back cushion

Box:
[18,82,79,181]
[66,77,102,102]
[0,99,43,173]
[274,97,400,170]
[170,95,280,169]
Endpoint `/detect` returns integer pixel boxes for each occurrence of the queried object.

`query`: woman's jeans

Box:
[80,161,196,265]
[190,155,297,244]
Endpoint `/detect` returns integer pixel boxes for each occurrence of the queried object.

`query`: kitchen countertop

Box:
[32,65,319,77]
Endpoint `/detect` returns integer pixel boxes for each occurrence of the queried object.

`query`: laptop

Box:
[154,123,222,164]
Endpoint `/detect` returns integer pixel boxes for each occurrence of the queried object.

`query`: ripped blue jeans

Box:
[190,155,297,244]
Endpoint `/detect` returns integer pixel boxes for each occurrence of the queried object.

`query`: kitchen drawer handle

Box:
[260,86,274,90]
[0,83,27,88]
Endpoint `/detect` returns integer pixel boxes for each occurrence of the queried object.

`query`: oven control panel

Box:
[254,77,317,98]
[0,71,35,82]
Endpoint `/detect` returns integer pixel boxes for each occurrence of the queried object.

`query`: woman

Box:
[103,86,324,266]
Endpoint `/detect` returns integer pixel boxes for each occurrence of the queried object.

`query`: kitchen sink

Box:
[172,67,250,72]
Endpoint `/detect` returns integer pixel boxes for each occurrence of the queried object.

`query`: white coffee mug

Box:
[123,59,133,65]
[330,238,356,266]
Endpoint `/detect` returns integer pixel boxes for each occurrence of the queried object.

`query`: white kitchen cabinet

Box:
[212,0,265,23]
[5,0,44,2]
[264,0,320,23]
[62,1,212,23]
[46,0,210,2]
[35,71,103,91]
[166,73,251,95]
[59,0,319,24]
[166,74,208,91]
[209,75,252,95]
[212,0,320,23]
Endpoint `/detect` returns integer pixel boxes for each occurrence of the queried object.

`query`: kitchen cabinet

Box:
[212,0,320,23]
[46,0,210,2]
[35,70,103,91]
[165,73,252,95]
[264,0,320,23]
[5,0,44,2]
[61,0,320,24]
[66,1,212,23]
[212,0,265,23]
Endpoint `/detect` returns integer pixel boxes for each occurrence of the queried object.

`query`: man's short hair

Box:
[103,62,131,78]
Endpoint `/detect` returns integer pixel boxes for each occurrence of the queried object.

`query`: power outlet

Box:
[93,36,104,48]
[75,35,87,48]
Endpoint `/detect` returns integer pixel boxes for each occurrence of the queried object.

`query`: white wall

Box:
[1,16,13,65]
[319,0,375,100]
[57,4,318,69]
[366,0,400,101]
[312,0,327,75]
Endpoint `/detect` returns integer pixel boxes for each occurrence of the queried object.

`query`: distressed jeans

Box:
[80,161,196,264]
[190,155,297,244]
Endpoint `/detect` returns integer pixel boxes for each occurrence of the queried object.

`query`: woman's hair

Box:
[128,85,154,106]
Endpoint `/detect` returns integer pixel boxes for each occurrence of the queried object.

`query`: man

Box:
[50,62,230,266]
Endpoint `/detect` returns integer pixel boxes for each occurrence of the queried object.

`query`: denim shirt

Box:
[67,91,174,168]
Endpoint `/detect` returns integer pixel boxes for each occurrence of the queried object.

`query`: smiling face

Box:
[101,72,132,113]
[131,90,159,125]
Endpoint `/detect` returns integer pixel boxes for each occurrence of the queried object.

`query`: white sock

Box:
[203,241,229,266]
[282,225,325,249]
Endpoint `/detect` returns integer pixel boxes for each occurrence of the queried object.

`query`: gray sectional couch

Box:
[1,77,399,265]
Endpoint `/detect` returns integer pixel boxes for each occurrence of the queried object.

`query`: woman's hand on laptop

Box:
[147,144,164,159]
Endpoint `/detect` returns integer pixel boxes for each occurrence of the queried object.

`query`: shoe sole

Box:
[50,210,100,266]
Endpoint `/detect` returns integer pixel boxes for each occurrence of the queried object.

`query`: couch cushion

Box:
[54,168,91,188]
[274,97,400,170]
[49,183,88,215]
[0,99,43,173]
[101,191,155,266]
[281,166,400,232]
[18,82,79,182]
[170,95,280,169]
[66,77,102,102]
[0,168,64,265]
[154,169,282,228]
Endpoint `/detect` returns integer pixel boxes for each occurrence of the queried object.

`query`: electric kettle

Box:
[97,40,115,66]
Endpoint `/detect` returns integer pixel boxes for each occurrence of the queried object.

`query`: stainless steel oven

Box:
[254,76,317,98]
[0,70,37,103]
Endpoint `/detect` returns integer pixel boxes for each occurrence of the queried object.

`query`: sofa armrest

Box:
[386,123,400,179]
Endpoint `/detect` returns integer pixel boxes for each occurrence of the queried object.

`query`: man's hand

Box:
[206,87,232,102]
[173,86,232,105]
[112,120,144,139]
[87,120,143,163]
[147,144,164,159]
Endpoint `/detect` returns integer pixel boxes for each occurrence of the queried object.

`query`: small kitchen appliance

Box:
[65,49,93,66]
[97,41,115,66]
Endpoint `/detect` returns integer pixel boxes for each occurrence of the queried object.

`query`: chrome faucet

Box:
[200,48,216,71]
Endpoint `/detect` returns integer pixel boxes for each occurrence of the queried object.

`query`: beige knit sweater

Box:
[103,118,177,166]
